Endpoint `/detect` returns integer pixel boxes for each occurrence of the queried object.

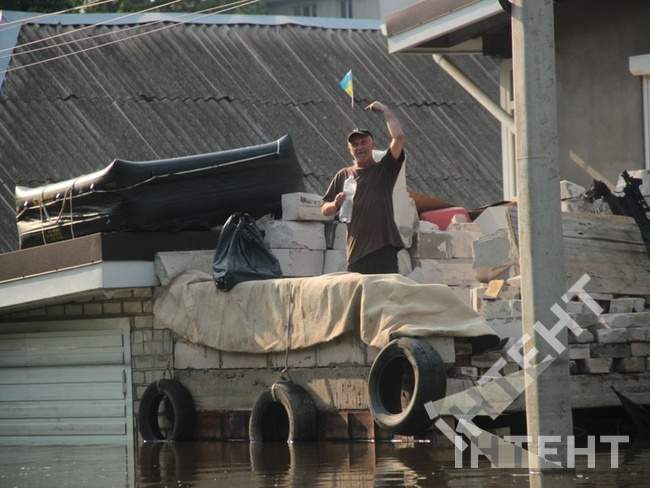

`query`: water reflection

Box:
[1,441,648,487]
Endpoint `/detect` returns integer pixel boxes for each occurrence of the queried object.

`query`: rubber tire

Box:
[139,379,196,441]
[249,381,317,442]
[368,338,446,435]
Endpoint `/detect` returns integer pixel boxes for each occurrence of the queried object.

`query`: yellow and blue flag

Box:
[339,69,354,107]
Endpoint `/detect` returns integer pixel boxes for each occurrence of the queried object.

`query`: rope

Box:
[279,287,295,382]
[38,189,47,245]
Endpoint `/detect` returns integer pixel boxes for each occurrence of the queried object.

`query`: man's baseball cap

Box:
[347,128,373,142]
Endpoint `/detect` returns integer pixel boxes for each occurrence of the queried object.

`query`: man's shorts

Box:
[347,246,399,274]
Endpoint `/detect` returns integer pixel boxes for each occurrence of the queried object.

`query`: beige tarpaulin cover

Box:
[154,271,497,353]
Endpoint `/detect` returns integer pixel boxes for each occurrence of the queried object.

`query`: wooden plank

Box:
[0,400,125,419]
[0,418,126,436]
[506,207,650,295]
[0,382,124,402]
[0,334,123,352]
[0,349,125,368]
[506,372,650,411]
[0,365,125,385]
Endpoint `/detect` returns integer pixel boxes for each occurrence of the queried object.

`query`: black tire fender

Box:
[138,379,196,441]
[249,381,317,442]
[368,338,447,435]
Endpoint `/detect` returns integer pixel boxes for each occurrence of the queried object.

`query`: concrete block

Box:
[418,220,439,233]
[449,366,479,379]
[569,345,590,360]
[591,343,631,358]
[220,351,268,369]
[447,221,482,233]
[323,250,347,274]
[268,347,317,368]
[317,335,365,366]
[560,180,586,200]
[631,342,650,357]
[613,357,646,373]
[408,259,477,286]
[154,251,213,286]
[628,327,650,342]
[598,311,650,329]
[474,206,510,235]
[392,161,419,248]
[397,249,412,275]
[451,214,468,224]
[83,303,102,315]
[103,302,121,314]
[482,299,521,320]
[264,220,326,250]
[271,249,324,277]
[571,312,600,328]
[281,192,333,221]
[134,316,153,329]
[472,229,515,283]
[133,288,153,298]
[123,301,142,314]
[561,199,596,213]
[133,356,154,369]
[576,358,612,374]
[609,297,645,314]
[447,230,482,258]
[175,341,221,369]
[566,301,586,314]
[64,304,83,315]
[596,328,628,344]
[411,231,452,259]
[333,223,347,250]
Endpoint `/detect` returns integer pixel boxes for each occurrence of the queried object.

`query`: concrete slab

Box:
[264,221,326,250]
[155,251,213,286]
[281,193,333,221]
[271,249,324,277]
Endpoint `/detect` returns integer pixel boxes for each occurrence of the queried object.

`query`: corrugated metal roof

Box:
[0,15,502,252]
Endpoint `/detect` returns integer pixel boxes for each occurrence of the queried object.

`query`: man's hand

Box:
[365,101,388,113]
[365,101,405,160]
[321,192,346,217]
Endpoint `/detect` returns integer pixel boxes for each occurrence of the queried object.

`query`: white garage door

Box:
[0,326,133,446]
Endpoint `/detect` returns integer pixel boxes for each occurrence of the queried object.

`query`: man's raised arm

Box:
[365,101,405,160]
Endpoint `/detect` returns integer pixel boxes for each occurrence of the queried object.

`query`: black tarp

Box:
[15,135,304,248]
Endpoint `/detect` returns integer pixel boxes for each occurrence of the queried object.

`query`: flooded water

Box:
[1,441,649,487]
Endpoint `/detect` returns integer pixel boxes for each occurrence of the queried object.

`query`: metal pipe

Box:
[432,54,515,133]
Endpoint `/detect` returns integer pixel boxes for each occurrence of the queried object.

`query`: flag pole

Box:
[351,69,354,109]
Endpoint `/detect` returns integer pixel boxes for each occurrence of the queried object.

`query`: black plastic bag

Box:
[213,213,283,290]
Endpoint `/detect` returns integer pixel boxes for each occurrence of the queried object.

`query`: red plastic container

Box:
[420,207,470,231]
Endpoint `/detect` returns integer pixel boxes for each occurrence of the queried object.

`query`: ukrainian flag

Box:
[339,70,353,106]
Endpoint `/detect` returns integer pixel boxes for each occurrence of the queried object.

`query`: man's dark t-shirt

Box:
[322,150,405,265]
